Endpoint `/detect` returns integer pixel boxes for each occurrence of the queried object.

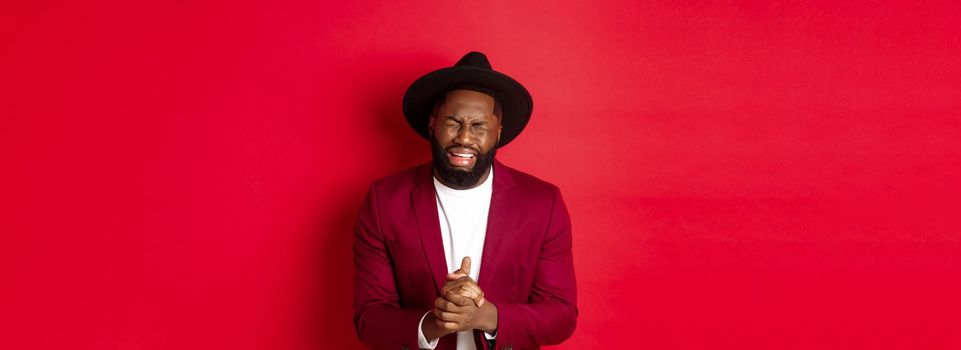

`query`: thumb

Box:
[447,256,472,279]
[460,256,471,275]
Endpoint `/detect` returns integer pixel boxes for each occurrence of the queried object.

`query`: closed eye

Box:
[446,116,464,125]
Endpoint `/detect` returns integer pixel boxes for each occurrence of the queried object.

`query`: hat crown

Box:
[454,51,492,70]
[403,51,532,147]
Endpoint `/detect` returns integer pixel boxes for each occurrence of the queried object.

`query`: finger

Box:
[444,277,480,292]
[432,308,459,322]
[443,278,485,306]
[444,291,474,307]
[442,275,468,288]
[456,287,485,307]
[436,319,460,332]
[456,287,476,299]
[434,296,463,312]
[448,282,483,300]
[441,278,461,295]
[434,297,450,311]
[473,295,486,307]
[442,276,473,295]
[450,287,481,305]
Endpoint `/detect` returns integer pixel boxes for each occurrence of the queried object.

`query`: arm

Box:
[494,188,578,348]
[352,186,426,349]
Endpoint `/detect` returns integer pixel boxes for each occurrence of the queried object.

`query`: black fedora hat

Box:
[402,51,533,147]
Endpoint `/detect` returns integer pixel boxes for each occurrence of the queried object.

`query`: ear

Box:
[427,115,436,136]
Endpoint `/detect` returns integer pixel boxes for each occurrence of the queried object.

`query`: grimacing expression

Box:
[429,89,503,188]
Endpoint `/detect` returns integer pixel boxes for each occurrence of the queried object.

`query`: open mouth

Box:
[446,150,477,168]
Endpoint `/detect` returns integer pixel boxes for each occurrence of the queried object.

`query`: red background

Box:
[3,1,960,349]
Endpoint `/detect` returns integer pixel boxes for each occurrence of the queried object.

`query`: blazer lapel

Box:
[478,161,516,288]
[411,164,449,295]
[411,161,518,294]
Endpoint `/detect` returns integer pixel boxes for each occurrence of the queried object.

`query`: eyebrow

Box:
[445,116,489,125]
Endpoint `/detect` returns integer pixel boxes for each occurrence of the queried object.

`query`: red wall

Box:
[4,1,960,349]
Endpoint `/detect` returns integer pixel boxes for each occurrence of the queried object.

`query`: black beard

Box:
[431,136,497,189]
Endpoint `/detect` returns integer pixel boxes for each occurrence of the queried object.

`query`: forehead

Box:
[440,89,495,115]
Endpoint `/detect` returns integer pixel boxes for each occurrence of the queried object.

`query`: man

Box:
[353,52,577,350]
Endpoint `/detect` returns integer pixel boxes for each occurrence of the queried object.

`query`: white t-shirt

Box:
[417,167,494,350]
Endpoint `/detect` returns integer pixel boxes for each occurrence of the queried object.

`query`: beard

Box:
[431,136,497,188]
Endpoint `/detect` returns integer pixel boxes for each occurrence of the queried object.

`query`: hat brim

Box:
[403,66,532,147]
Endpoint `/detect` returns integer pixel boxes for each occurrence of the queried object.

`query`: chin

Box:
[430,137,496,188]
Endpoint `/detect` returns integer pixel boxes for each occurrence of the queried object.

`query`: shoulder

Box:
[365,162,430,200]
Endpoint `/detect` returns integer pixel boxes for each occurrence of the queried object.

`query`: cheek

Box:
[435,126,456,139]
[481,134,500,150]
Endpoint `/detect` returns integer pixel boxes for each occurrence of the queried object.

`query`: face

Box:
[429,89,503,189]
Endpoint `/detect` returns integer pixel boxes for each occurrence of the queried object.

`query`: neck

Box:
[433,165,492,190]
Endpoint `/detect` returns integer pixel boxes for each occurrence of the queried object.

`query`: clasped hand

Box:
[423,257,497,339]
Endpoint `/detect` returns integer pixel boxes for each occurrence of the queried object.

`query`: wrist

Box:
[422,312,446,341]
[478,301,498,333]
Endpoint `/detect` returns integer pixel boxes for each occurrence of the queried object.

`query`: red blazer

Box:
[353,161,577,350]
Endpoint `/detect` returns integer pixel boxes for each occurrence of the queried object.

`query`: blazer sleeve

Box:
[353,185,426,349]
[494,187,578,349]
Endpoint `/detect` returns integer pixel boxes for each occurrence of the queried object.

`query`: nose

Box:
[454,124,473,146]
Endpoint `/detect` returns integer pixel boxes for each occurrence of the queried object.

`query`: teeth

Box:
[453,153,474,158]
